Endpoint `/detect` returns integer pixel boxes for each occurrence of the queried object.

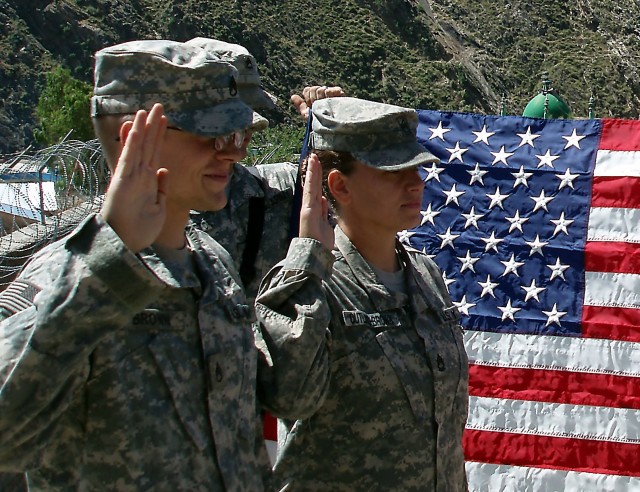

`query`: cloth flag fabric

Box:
[403,110,640,490]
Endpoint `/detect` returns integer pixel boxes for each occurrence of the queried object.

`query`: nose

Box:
[406,167,425,192]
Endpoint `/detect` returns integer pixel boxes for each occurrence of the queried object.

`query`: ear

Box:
[327,169,351,207]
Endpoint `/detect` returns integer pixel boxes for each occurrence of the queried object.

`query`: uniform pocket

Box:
[149,334,210,451]
[375,330,432,424]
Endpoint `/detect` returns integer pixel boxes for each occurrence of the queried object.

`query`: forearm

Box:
[256,238,334,419]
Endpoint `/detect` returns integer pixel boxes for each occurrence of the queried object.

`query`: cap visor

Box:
[353,141,440,171]
[250,111,269,132]
[240,87,277,110]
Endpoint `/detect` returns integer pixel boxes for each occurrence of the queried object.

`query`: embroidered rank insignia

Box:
[0,280,40,315]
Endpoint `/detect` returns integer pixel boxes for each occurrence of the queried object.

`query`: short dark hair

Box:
[303,150,357,213]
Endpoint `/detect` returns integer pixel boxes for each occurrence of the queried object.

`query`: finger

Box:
[325,86,345,98]
[321,195,329,219]
[291,94,309,118]
[301,154,318,207]
[155,168,169,207]
[118,112,147,178]
[148,114,168,173]
[315,86,328,100]
[306,153,322,203]
[302,86,317,102]
[142,104,165,169]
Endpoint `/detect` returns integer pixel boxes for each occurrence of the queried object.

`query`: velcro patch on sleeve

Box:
[0,280,41,316]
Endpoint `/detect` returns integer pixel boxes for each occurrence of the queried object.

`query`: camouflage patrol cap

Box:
[185,38,276,110]
[91,39,256,137]
[310,97,439,170]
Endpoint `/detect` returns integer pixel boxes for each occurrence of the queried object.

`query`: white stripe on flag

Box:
[593,149,640,177]
[465,462,640,492]
[464,330,640,378]
[584,271,640,308]
[467,395,640,443]
[588,207,640,243]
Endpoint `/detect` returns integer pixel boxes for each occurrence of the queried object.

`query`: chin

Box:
[197,196,228,212]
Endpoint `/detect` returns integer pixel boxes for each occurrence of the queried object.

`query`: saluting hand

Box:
[100,103,169,253]
[291,85,346,120]
[299,153,334,250]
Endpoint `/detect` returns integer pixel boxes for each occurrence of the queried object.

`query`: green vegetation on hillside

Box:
[1,0,640,154]
[35,66,94,145]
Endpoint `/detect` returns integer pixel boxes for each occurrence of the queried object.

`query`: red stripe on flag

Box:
[263,412,277,441]
[585,241,640,275]
[581,304,640,342]
[463,429,640,477]
[468,365,640,409]
[591,176,640,209]
[600,119,640,151]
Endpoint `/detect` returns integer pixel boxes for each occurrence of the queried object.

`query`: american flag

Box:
[402,110,640,490]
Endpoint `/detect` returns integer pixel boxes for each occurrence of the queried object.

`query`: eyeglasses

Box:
[115,126,250,149]
[167,126,249,150]
[213,129,249,150]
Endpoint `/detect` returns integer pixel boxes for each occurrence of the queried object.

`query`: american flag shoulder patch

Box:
[0,280,41,316]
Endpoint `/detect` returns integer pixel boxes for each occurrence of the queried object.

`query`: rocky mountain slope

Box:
[1,0,639,154]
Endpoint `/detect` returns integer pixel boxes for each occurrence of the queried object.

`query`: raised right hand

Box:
[100,103,169,253]
[298,153,334,250]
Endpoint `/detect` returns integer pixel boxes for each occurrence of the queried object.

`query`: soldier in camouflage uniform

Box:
[0,40,271,491]
[185,37,345,303]
[256,97,469,491]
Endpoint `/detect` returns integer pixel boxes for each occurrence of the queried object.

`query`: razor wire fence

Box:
[0,137,109,289]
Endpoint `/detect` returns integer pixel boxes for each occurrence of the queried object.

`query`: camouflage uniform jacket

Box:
[256,226,469,491]
[190,162,298,304]
[0,214,267,491]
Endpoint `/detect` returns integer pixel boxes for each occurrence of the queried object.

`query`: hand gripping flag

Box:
[404,110,640,490]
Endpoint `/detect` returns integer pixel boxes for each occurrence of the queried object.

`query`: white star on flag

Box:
[516,126,540,147]
[536,149,561,169]
[500,253,524,277]
[522,279,546,302]
[446,142,469,163]
[453,295,476,316]
[486,186,510,210]
[437,227,460,249]
[505,210,529,233]
[478,274,499,298]
[562,129,586,149]
[490,146,515,166]
[443,184,465,206]
[530,189,554,212]
[461,206,484,229]
[511,166,533,188]
[442,272,455,288]
[525,234,548,256]
[542,303,567,327]
[472,125,496,145]
[550,212,574,236]
[424,163,444,182]
[481,231,503,252]
[397,230,415,244]
[458,250,480,273]
[556,168,579,190]
[547,257,570,281]
[420,203,441,226]
[468,163,489,186]
[429,121,451,140]
[498,299,521,321]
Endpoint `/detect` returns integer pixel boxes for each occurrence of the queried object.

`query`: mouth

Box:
[203,172,230,184]
[402,201,423,210]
